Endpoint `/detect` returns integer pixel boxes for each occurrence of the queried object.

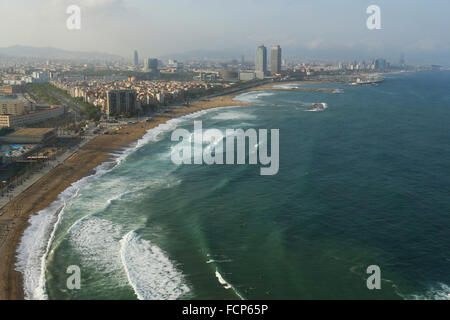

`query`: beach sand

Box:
[0,90,254,300]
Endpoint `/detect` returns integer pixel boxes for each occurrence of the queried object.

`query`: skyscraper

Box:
[271,45,282,74]
[106,90,137,116]
[134,50,139,67]
[144,58,159,73]
[399,53,406,67]
[374,58,388,71]
[255,45,267,79]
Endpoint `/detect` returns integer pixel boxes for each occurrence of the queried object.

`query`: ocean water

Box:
[17,71,450,300]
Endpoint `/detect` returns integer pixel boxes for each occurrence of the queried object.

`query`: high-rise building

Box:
[399,53,406,67]
[134,50,139,67]
[271,45,282,74]
[255,45,267,79]
[374,58,388,71]
[106,90,137,116]
[144,58,159,73]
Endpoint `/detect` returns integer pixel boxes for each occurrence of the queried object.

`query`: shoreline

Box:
[0,85,263,300]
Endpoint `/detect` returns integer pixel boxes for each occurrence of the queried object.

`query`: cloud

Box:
[49,0,129,11]
[80,0,121,6]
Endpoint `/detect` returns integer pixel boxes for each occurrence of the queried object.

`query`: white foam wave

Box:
[116,108,224,163]
[65,188,129,236]
[120,231,190,300]
[69,216,127,287]
[15,162,112,300]
[15,149,131,300]
[211,111,256,121]
[273,84,303,89]
[406,283,450,300]
[234,91,274,104]
[16,195,68,300]
[215,268,245,300]
[68,218,191,299]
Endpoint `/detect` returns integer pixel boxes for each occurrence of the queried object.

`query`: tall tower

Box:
[255,45,267,79]
[134,50,139,67]
[144,58,159,73]
[399,53,406,67]
[271,45,282,74]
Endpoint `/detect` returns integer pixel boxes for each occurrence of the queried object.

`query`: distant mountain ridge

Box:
[0,45,124,60]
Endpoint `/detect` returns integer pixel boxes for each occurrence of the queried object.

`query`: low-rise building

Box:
[0,128,56,144]
[0,99,34,115]
[239,72,256,81]
[0,85,22,94]
[0,106,64,128]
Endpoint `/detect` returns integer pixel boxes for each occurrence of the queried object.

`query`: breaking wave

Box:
[15,162,111,300]
[234,91,274,104]
[405,283,450,300]
[215,268,245,300]
[120,231,191,300]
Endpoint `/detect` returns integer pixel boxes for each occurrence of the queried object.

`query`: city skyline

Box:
[1,1,450,65]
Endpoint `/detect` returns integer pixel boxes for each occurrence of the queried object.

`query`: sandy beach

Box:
[0,88,256,300]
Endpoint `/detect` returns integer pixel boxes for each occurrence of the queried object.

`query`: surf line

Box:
[215,268,245,300]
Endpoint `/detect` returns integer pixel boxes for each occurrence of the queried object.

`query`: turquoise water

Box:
[17,71,450,300]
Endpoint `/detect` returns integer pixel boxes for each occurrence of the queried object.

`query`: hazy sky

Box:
[1,0,450,64]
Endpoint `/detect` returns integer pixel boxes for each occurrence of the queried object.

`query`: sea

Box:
[16,71,450,300]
